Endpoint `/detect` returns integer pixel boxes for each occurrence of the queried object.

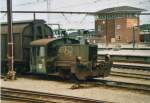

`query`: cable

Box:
[61,13,70,24]
[80,14,88,24]
[53,0,98,10]
[15,0,46,7]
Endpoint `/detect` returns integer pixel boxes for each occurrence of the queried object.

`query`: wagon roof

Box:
[30,38,57,46]
[1,19,45,25]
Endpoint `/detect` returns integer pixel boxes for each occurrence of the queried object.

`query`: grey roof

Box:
[96,6,146,13]
[1,19,45,25]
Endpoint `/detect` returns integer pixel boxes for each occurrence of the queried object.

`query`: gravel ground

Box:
[1,77,150,103]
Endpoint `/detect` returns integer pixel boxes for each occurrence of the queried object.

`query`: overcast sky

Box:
[1,0,150,29]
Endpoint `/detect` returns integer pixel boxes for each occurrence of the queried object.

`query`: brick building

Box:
[95,6,145,43]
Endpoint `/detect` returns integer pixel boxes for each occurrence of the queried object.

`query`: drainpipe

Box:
[132,27,135,49]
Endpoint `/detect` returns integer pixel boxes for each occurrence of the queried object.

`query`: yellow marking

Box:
[59,46,73,56]
[8,43,13,44]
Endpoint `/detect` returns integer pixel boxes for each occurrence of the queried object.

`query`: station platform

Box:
[98,50,150,57]
[98,49,150,64]
[114,62,150,67]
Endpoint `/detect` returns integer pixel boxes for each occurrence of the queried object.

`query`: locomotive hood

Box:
[30,38,80,46]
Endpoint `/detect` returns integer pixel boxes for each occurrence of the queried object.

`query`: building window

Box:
[116,35,121,40]
[116,25,121,29]
[98,25,102,32]
[102,21,105,24]
[118,36,120,40]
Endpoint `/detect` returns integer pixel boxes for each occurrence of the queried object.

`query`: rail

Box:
[112,62,150,71]
[87,79,150,93]
[110,71,150,80]
[1,87,109,103]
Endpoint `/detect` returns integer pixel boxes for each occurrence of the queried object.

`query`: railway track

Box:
[2,63,150,95]
[86,79,150,93]
[113,62,150,71]
[110,71,150,80]
[89,66,150,93]
[1,87,109,103]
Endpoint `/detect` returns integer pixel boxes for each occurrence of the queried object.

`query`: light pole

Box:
[6,0,16,80]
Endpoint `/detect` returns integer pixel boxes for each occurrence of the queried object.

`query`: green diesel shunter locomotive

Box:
[30,38,112,80]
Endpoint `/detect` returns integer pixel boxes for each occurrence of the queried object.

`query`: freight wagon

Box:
[1,19,53,73]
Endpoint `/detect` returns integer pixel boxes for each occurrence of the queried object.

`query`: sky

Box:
[0,0,150,29]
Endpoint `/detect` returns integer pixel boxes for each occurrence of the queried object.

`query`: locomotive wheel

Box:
[74,73,87,80]
[59,70,67,79]
[69,73,79,81]
[70,65,88,80]
[73,68,88,80]
[58,69,81,81]
[59,69,70,79]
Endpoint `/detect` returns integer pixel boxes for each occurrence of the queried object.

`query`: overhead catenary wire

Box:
[15,0,46,7]
[53,0,97,10]
[61,13,70,24]
[80,14,88,24]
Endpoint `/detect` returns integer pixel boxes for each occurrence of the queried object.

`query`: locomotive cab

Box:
[30,38,79,74]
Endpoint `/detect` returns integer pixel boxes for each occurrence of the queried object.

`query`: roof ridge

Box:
[96,6,146,13]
